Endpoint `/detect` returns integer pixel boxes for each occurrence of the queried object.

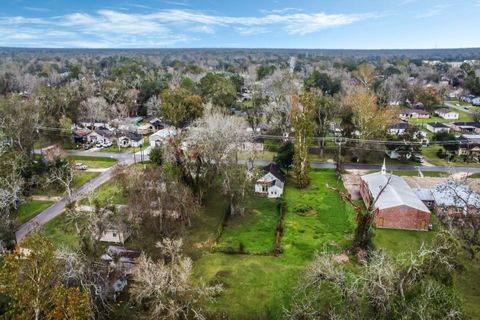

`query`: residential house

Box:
[100,246,141,276]
[149,128,177,147]
[399,108,430,120]
[472,97,480,106]
[451,122,480,134]
[457,134,480,157]
[137,118,164,135]
[426,122,450,133]
[388,122,409,135]
[241,137,265,152]
[87,129,116,144]
[254,162,285,198]
[359,162,431,231]
[99,223,130,244]
[435,108,459,120]
[432,183,480,215]
[118,117,144,132]
[72,128,92,143]
[118,132,144,148]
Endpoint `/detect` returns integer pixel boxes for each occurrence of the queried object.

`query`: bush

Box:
[293,204,313,216]
[149,145,163,165]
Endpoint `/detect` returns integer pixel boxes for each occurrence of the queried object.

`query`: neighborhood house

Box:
[254,162,285,198]
[435,108,459,120]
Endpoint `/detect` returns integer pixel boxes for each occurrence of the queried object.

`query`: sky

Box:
[1,0,480,49]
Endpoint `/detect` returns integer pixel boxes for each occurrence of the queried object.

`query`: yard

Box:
[422,145,480,167]
[41,214,80,249]
[68,155,117,168]
[186,169,356,318]
[16,200,54,225]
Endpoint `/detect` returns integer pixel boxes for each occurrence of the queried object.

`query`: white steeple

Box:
[381,158,386,175]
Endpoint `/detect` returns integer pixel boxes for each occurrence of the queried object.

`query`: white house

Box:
[118,132,144,148]
[149,128,177,147]
[435,108,459,120]
[426,122,450,133]
[99,226,130,244]
[388,122,409,136]
[254,163,285,198]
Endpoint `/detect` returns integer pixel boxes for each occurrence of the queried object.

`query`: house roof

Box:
[432,183,480,208]
[453,122,480,128]
[119,131,143,141]
[263,162,285,183]
[73,128,91,137]
[400,108,429,115]
[427,122,449,128]
[435,108,455,114]
[93,129,116,138]
[412,188,435,202]
[361,172,430,213]
[390,122,409,130]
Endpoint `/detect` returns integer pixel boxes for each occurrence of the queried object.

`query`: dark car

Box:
[84,143,93,150]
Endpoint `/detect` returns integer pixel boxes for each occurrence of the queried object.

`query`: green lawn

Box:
[72,172,100,189]
[422,145,480,167]
[69,155,117,168]
[374,215,480,319]
[41,214,80,249]
[80,179,126,205]
[16,201,54,224]
[216,197,278,255]
[408,109,472,126]
[187,170,355,318]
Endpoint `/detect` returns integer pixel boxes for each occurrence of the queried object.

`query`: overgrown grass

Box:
[72,172,100,189]
[282,170,356,262]
[68,155,117,168]
[188,169,355,318]
[41,214,80,249]
[217,197,278,255]
[80,179,126,205]
[16,201,54,224]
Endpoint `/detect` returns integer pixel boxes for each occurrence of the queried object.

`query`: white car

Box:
[102,141,113,147]
[95,141,104,148]
[74,163,88,170]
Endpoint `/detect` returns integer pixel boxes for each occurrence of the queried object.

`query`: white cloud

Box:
[416,4,454,19]
[0,8,378,47]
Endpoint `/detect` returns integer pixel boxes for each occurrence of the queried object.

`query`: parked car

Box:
[74,163,88,170]
[414,155,425,163]
[102,141,113,147]
[83,143,93,150]
[95,141,104,148]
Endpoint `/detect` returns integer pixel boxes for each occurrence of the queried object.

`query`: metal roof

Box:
[432,183,480,208]
[361,172,430,213]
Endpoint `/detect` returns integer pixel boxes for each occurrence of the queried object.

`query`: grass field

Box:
[72,172,100,189]
[69,155,117,168]
[186,170,355,318]
[216,197,278,255]
[16,201,54,224]
[80,179,126,205]
[422,145,480,167]
[41,214,80,249]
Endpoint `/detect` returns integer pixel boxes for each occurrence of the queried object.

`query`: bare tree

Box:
[47,160,75,200]
[130,238,222,320]
[435,180,480,257]
[287,232,462,320]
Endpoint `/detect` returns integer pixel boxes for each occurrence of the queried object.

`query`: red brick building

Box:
[360,163,431,231]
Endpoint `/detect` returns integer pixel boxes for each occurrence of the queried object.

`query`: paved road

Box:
[15,156,136,243]
[18,148,480,242]
[445,101,474,114]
